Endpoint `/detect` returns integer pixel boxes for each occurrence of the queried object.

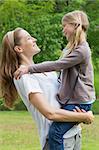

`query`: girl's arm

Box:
[29,49,84,73]
[29,92,94,123]
[14,48,84,79]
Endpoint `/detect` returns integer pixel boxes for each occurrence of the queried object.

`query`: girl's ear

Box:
[14,46,23,53]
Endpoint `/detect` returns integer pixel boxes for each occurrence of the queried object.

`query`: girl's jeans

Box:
[48,104,92,150]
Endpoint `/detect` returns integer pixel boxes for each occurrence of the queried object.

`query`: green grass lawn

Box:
[0,111,99,150]
[94,71,99,98]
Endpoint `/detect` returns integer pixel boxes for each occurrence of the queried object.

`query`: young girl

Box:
[0,28,93,150]
[14,10,96,150]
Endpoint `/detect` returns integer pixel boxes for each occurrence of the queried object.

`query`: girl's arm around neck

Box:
[14,46,87,79]
[29,48,84,73]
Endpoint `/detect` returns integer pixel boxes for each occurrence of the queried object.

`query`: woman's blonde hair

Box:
[0,27,23,108]
[62,10,89,56]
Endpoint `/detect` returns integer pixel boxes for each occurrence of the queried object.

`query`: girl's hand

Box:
[14,66,29,80]
[73,106,86,113]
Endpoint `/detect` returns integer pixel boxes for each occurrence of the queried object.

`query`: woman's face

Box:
[62,22,75,40]
[17,29,40,56]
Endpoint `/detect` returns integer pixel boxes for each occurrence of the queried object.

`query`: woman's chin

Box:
[37,48,41,53]
[33,49,41,55]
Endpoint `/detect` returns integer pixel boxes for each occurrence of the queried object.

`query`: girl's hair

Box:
[0,27,23,108]
[62,10,89,56]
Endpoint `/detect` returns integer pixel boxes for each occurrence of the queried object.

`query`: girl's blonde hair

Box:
[0,28,23,108]
[62,10,89,56]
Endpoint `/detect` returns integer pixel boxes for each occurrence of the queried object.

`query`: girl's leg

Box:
[49,121,75,150]
[73,132,82,150]
[64,131,82,150]
[48,104,91,150]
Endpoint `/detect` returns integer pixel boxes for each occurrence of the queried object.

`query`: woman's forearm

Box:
[50,108,93,123]
[29,93,93,124]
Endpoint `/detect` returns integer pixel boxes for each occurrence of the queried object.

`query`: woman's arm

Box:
[29,92,94,124]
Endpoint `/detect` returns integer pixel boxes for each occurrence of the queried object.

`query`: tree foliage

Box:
[0,0,98,66]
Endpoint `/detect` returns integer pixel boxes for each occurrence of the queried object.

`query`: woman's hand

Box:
[14,66,29,80]
[85,111,94,124]
[73,106,94,124]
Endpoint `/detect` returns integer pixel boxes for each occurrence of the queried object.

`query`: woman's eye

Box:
[27,37,31,40]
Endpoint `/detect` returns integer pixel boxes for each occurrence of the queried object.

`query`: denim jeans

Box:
[43,131,82,150]
[48,104,92,150]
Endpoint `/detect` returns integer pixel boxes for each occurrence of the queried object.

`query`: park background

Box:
[0,0,99,150]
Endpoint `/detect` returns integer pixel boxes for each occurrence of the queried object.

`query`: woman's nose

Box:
[32,37,37,42]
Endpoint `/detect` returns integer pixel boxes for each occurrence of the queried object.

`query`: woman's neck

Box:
[21,60,34,66]
[20,54,34,66]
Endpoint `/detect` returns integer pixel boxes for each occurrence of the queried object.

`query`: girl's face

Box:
[16,29,40,56]
[62,22,75,40]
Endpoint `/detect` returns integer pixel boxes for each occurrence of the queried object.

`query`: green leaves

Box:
[0,0,98,69]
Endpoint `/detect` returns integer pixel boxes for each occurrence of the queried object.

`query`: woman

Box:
[0,27,93,150]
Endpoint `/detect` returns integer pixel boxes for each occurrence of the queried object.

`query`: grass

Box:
[0,111,41,150]
[94,71,99,97]
[82,115,99,150]
[92,99,99,114]
[0,111,99,150]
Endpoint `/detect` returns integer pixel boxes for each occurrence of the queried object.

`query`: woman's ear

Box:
[14,46,23,53]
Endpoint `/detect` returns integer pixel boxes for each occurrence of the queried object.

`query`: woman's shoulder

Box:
[13,73,38,86]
